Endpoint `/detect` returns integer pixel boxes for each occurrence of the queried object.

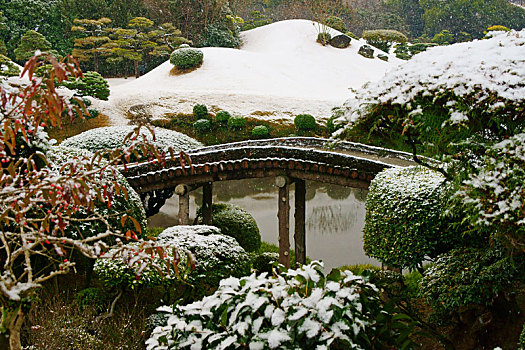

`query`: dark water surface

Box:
[148,178,379,269]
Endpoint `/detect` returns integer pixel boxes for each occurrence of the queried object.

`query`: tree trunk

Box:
[5,306,24,350]
[134,60,139,78]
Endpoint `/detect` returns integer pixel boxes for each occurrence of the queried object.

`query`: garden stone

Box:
[358,44,375,59]
[377,53,389,61]
[329,34,351,49]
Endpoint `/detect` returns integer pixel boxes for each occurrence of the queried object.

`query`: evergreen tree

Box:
[152,23,191,51]
[71,17,112,72]
[13,30,58,62]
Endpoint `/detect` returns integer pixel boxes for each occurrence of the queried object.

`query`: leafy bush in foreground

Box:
[170,47,203,69]
[146,261,416,349]
[364,166,460,270]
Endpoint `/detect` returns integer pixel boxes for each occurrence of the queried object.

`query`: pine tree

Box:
[151,23,191,52]
[104,17,161,78]
[13,30,57,62]
[71,17,112,72]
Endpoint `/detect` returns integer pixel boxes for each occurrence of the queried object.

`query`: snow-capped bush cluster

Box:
[456,133,525,244]
[364,166,460,269]
[156,226,251,299]
[334,30,525,157]
[61,126,202,154]
[170,47,204,69]
[46,146,147,239]
[146,261,409,349]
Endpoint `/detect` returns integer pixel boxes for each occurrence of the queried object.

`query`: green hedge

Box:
[362,29,408,52]
[193,103,208,119]
[197,203,261,252]
[294,114,317,131]
[170,47,203,69]
[215,110,230,123]
[363,166,459,270]
[323,16,347,33]
[227,115,246,129]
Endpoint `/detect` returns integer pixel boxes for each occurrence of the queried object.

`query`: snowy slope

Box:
[99,19,400,125]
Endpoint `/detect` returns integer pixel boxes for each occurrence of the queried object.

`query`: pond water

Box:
[148,178,379,270]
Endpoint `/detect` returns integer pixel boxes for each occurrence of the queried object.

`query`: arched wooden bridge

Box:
[121,137,416,268]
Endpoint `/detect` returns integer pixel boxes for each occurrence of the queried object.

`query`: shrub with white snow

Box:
[60,126,202,155]
[335,29,525,159]
[146,261,415,349]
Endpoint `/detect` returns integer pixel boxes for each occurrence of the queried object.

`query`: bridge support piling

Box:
[294,179,306,266]
[276,176,290,268]
[202,182,213,225]
[175,185,190,225]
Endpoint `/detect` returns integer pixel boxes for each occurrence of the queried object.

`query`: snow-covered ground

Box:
[97,19,400,126]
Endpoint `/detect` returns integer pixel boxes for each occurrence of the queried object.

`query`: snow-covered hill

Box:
[99,19,400,125]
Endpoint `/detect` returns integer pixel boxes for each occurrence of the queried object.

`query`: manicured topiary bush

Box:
[251,125,270,138]
[193,103,208,119]
[197,203,261,252]
[156,226,251,299]
[294,114,317,131]
[170,47,203,69]
[215,110,230,123]
[146,261,415,350]
[227,115,247,129]
[421,246,524,316]
[323,16,347,33]
[431,30,454,45]
[363,166,460,270]
[61,126,202,155]
[61,71,110,100]
[193,119,212,134]
[363,29,408,52]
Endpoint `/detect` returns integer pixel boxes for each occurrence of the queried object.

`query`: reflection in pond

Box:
[148,178,378,269]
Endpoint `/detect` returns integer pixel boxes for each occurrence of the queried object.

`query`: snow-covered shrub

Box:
[455,133,525,249]
[156,226,251,299]
[363,29,408,52]
[215,110,230,123]
[227,115,246,129]
[294,114,317,131]
[193,103,209,119]
[364,166,460,270]
[335,30,525,160]
[0,54,20,77]
[193,119,212,134]
[47,146,148,239]
[94,241,190,290]
[421,246,524,317]
[60,71,110,100]
[196,203,261,252]
[60,126,202,156]
[170,47,203,69]
[146,261,415,350]
[251,125,270,138]
[199,24,241,49]
[323,16,347,33]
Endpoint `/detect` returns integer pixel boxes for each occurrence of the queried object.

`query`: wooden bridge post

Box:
[276,176,290,268]
[175,184,190,225]
[294,179,306,266]
[202,182,213,225]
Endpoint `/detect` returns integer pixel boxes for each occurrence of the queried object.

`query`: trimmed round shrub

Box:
[156,226,251,299]
[197,203,261,252]
[363,166,459,270]
[363,29,408,52]
[61,71,110,100]
[227,115,247,129]
[486,25,510,33]
[431,30,454,45]
[317,32,331,45]
[146,261,415,350]
[193,119,212,134]
[46,146,148,239]
[421,246,524,316]
[251,125,270,138]
[294,114,317,131]
[215,110,231,123]
[193,103,208,119]
[323,16,347,33]
[60,126,202,155]
[170,47,203,69]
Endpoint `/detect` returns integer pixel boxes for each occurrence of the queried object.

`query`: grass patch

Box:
[339,263,381,275]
